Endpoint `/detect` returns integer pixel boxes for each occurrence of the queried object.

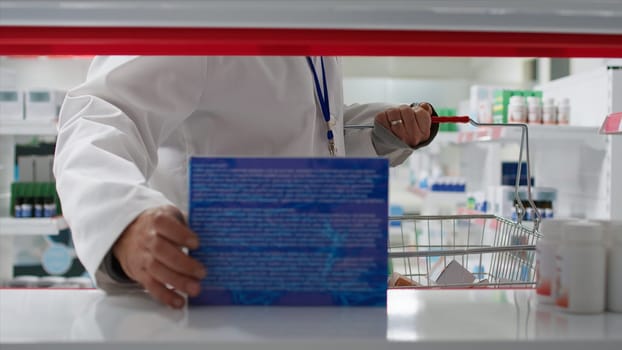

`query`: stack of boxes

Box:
[0,88,65,122]
[10,143,61,218]
[470,85,503,124]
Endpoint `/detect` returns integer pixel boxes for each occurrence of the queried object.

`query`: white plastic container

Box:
[542,98,557,125]
[526,96,542,124]
[556,221,606,314]
[602,220,622,312]
[536,218,575,304]
[508,95,527,123]
[478,100,493,123]
[557,97,571,125]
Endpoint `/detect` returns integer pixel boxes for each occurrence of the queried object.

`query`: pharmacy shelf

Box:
[455,124,600,144]
[600,112,622,135]
[0,217,66,236]
[0,120,58,136]
[433,131,459,144]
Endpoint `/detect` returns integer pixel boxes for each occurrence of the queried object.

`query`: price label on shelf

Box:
[600,112,622,135]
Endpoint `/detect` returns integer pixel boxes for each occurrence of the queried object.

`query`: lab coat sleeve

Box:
[54,56,207,291]
[342,102,393,157]
[342,103,439,166]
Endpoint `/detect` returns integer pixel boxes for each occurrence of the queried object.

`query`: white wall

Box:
[536,66,612,127]
[0,56,92,91]
[537,58,622,85]
[570,59,609,75]
[468,58,532,86]
[342,57,472,79]
[343,57,531,109]
[4,56,617,114]
[343,77,471,109]
[1,56,532,111]
[342,57,474,109]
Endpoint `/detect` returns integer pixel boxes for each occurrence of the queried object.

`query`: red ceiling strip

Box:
[1,26,622,57]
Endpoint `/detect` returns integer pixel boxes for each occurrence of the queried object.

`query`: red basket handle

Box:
[431,116,471,124]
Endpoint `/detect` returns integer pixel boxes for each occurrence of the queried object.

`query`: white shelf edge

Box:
[0,217,66,236]
[455,124,600,144]
[0,120,58,136]
[434,132,459,143]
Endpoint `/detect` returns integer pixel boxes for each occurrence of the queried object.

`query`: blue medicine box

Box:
[188,157,389,306]
[501,162,533,186]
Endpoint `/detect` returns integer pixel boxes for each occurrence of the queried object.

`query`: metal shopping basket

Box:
[387,213,539,288]
[349,116,542,288]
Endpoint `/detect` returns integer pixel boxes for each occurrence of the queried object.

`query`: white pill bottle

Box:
[556,221,606,313]
[536,218,574,303]
[542,98,557,125]
[508,95,527,123]
[557,98,571,125]
[526,96,542,124]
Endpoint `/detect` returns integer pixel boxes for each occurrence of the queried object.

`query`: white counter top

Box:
[1,288,621,349]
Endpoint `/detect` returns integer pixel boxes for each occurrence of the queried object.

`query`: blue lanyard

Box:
[306,56,336,156]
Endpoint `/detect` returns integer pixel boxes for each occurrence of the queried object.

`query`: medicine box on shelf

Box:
[0,89,24,121]
[10,182,61,218]
[25,89,58,121]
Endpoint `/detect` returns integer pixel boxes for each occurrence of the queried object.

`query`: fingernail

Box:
[187,282,201,296]
[172,298,184,308]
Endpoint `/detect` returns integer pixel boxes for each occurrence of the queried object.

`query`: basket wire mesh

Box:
[388,214,541,288]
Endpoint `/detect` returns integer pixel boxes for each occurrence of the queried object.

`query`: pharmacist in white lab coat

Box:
[54,56,439,308]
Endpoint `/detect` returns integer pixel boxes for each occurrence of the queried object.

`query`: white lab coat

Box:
[54,56,411,290]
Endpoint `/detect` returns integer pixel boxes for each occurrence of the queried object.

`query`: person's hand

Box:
[375,102,433,147]
[112,205,206,308]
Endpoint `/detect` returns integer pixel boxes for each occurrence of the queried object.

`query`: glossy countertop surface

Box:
[1,288,621,349]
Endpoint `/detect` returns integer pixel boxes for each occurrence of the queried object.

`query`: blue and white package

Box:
[188,157,388,306]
